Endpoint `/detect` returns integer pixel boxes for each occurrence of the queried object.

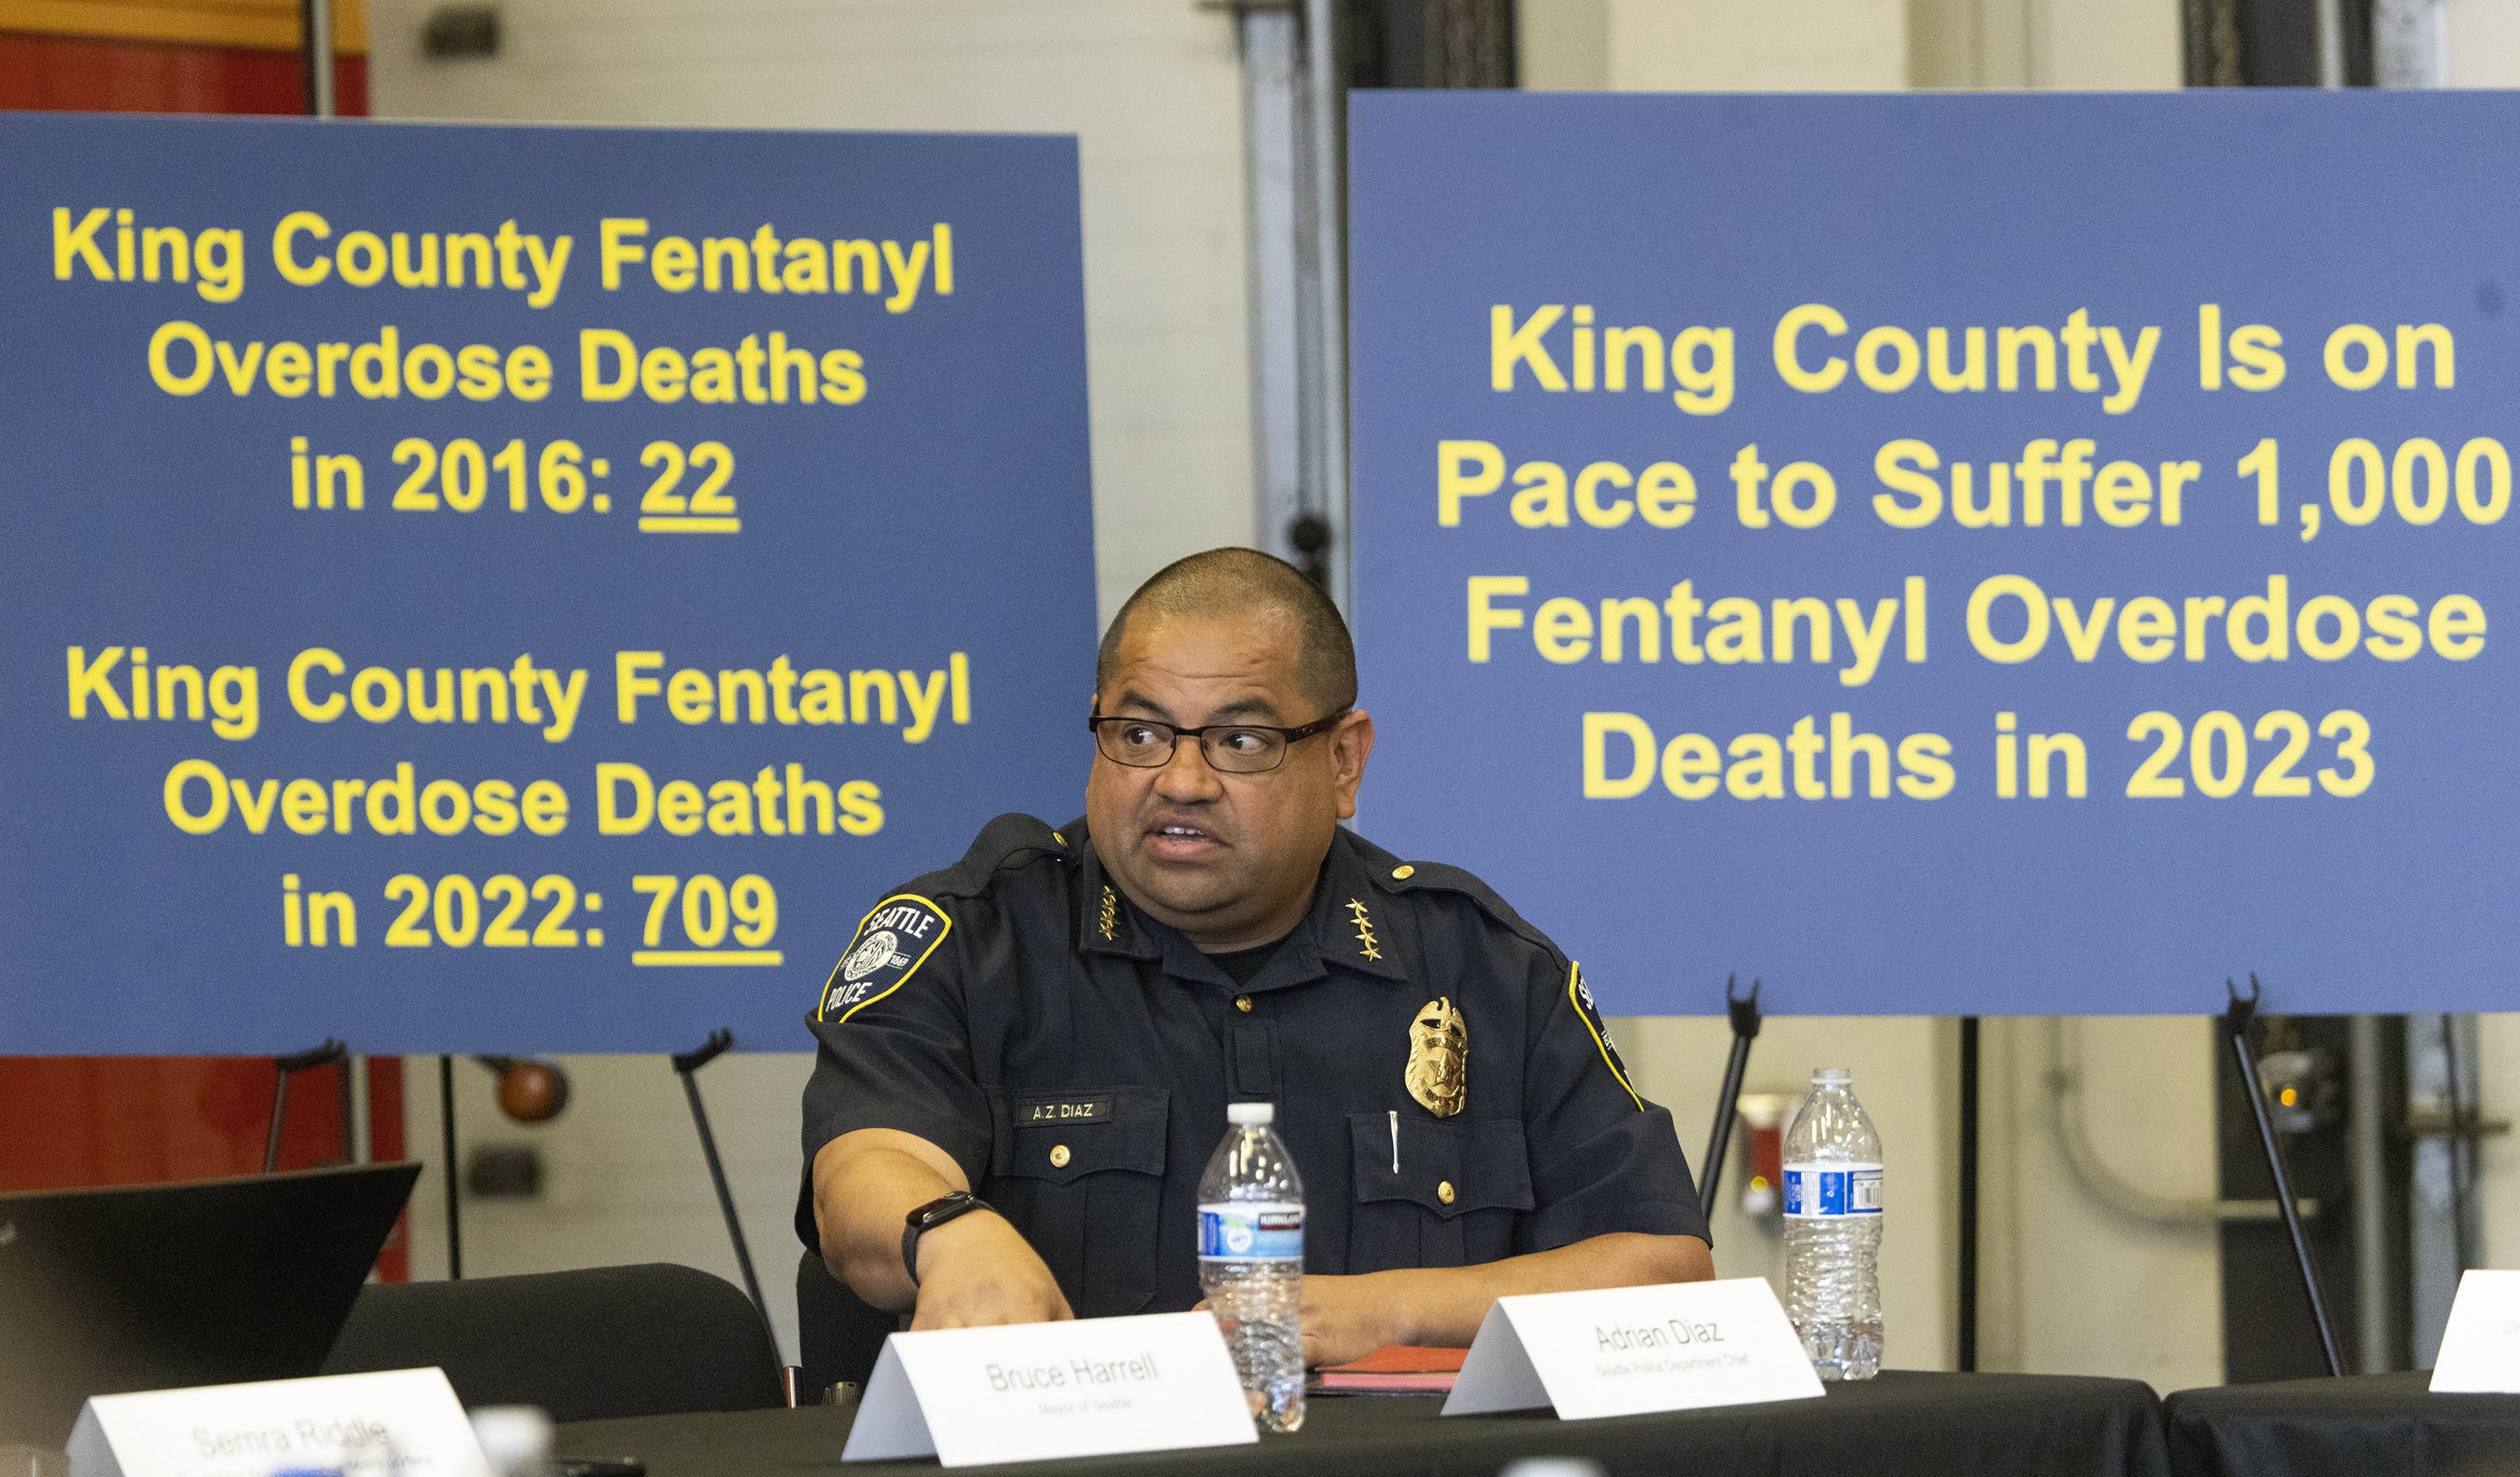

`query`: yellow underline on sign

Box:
[633,949,785,967]
[638,516,743,534]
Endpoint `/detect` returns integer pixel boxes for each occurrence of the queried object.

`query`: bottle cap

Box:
[470,1406,554,1475]
[1813,1067,1851,1085]
[1226,1101,1274,1125]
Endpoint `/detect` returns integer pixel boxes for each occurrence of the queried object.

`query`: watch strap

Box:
[901,1191,990,1288]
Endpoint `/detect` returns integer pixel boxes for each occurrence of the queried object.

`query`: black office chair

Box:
[322,1264,782,1422]
[795,1250,900,1394]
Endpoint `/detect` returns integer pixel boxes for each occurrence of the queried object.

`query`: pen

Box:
[1389,1109,1399,1173]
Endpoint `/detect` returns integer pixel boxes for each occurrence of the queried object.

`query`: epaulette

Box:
[911,812,1076,903]
[1351,834,1568,967]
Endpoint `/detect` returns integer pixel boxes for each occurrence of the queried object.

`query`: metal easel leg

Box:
[674,1030,769,1327]
[1959,1016,1981,1372]
[1698,977,1762,1213]
[2226,975,2343,1376]
[263,1039,346,1174]
[439,1054,463,1279]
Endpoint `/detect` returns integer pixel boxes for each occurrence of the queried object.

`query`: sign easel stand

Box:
[1698,976,1761,1211]
[438,1054,462,1278]
[673,1030,769,1332]
[2224,975,2344,1376]
[263,1038,348,1172]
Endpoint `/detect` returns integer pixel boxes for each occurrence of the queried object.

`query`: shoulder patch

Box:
[1568,963,1644,1112]
[816,894,952,1022]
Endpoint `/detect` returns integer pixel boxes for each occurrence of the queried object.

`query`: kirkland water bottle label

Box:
[1782,1163,1882,1217]
[1196,1202,1304,1259]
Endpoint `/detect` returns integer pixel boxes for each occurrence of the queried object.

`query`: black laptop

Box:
[0,1161,421,1447]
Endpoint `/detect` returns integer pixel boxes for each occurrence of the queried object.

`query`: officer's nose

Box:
[1152,731,1225,800]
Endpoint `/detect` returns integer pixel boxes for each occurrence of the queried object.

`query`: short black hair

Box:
[1095,548,1357,714]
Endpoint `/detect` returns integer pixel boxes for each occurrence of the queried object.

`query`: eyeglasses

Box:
[1088,709,1350,774]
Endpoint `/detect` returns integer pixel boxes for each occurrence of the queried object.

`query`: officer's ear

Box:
[1331,709,1374,819]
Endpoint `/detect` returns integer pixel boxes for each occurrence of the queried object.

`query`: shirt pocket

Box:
[986,1085,1170,1317]
[1345,1113,1535,1272]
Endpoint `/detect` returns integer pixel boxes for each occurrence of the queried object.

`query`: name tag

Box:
[67,1369,489,1477]
[841,1311,1256,1466]
[2431,1269,2520,1393]
[1016,1096,1111,1125]
[1443,1278,1824,1420]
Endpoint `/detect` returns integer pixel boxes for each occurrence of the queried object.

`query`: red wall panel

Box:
[0,31,365,113]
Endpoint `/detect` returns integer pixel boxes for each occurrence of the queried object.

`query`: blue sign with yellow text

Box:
[1350,91,2520,1016]
[0,113,1094,1052]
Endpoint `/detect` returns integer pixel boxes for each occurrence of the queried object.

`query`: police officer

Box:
[801,548,1710,1366]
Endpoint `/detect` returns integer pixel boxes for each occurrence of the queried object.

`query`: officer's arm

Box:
[814,1127,1074,1326]
[1299,1232,1711,1366]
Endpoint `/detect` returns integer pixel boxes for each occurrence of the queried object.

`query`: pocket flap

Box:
[991,1085,1169,1186]
[1348,1113,1534,1220]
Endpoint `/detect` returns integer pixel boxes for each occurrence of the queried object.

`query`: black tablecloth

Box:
[555,1370,2167,1477]
[2164,1371,2520,1477]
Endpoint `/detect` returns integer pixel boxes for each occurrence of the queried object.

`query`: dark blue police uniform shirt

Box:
[796,812,1708,1317]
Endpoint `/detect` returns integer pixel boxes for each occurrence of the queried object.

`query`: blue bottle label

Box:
[1197,1201,1304,1259]
[1782,1163,1883,1217]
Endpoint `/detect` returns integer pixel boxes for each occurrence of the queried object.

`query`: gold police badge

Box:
[1405,996,1467,1117]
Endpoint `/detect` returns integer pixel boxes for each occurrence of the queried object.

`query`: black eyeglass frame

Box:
[1086,709,1352,773]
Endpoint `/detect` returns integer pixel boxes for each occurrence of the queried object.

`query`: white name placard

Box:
[67,1369,489,1477]
[1443,1278,1825,1421]
[840,1311,1257,1466]
[2431,1269,2520,1393]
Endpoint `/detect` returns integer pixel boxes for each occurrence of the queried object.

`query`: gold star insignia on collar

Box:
[1346,897,1382,961]
[1098,886,1118,942]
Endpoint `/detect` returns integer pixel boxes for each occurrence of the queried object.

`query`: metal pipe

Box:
[2347,1013,2392,1372]
[2440,1013,2476,1275]
[301,0,335,118]
[1234,7,1309,580]
[1300,0,1349,612]
[2315,0,2349,87]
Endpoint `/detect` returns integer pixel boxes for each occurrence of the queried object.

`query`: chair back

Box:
[323,1264,781,1422]
[794,1250,899,1395]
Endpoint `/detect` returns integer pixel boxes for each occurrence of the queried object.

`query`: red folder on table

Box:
[1315,1345,1467,1393]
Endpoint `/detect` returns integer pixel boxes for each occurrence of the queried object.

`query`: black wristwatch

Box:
[901,1191,992,1287]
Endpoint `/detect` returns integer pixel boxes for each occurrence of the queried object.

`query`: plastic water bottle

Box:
[1782,1067,1883,1380]
[1198,1101,1305,1432]
[468,1407,554,1477]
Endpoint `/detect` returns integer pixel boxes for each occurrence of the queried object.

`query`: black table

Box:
[2164,1371,2520,1477]
[556,1371,2168,1477]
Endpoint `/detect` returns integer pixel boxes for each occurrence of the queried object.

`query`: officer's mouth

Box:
[1142,820,1226,863]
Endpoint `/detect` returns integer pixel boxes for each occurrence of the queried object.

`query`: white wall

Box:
[1522,0,2180,92]
[1908,0,2181,88]
[2445,0,2520,82]
[1979,1017,2222,1390]
[1604,0,1912,91]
